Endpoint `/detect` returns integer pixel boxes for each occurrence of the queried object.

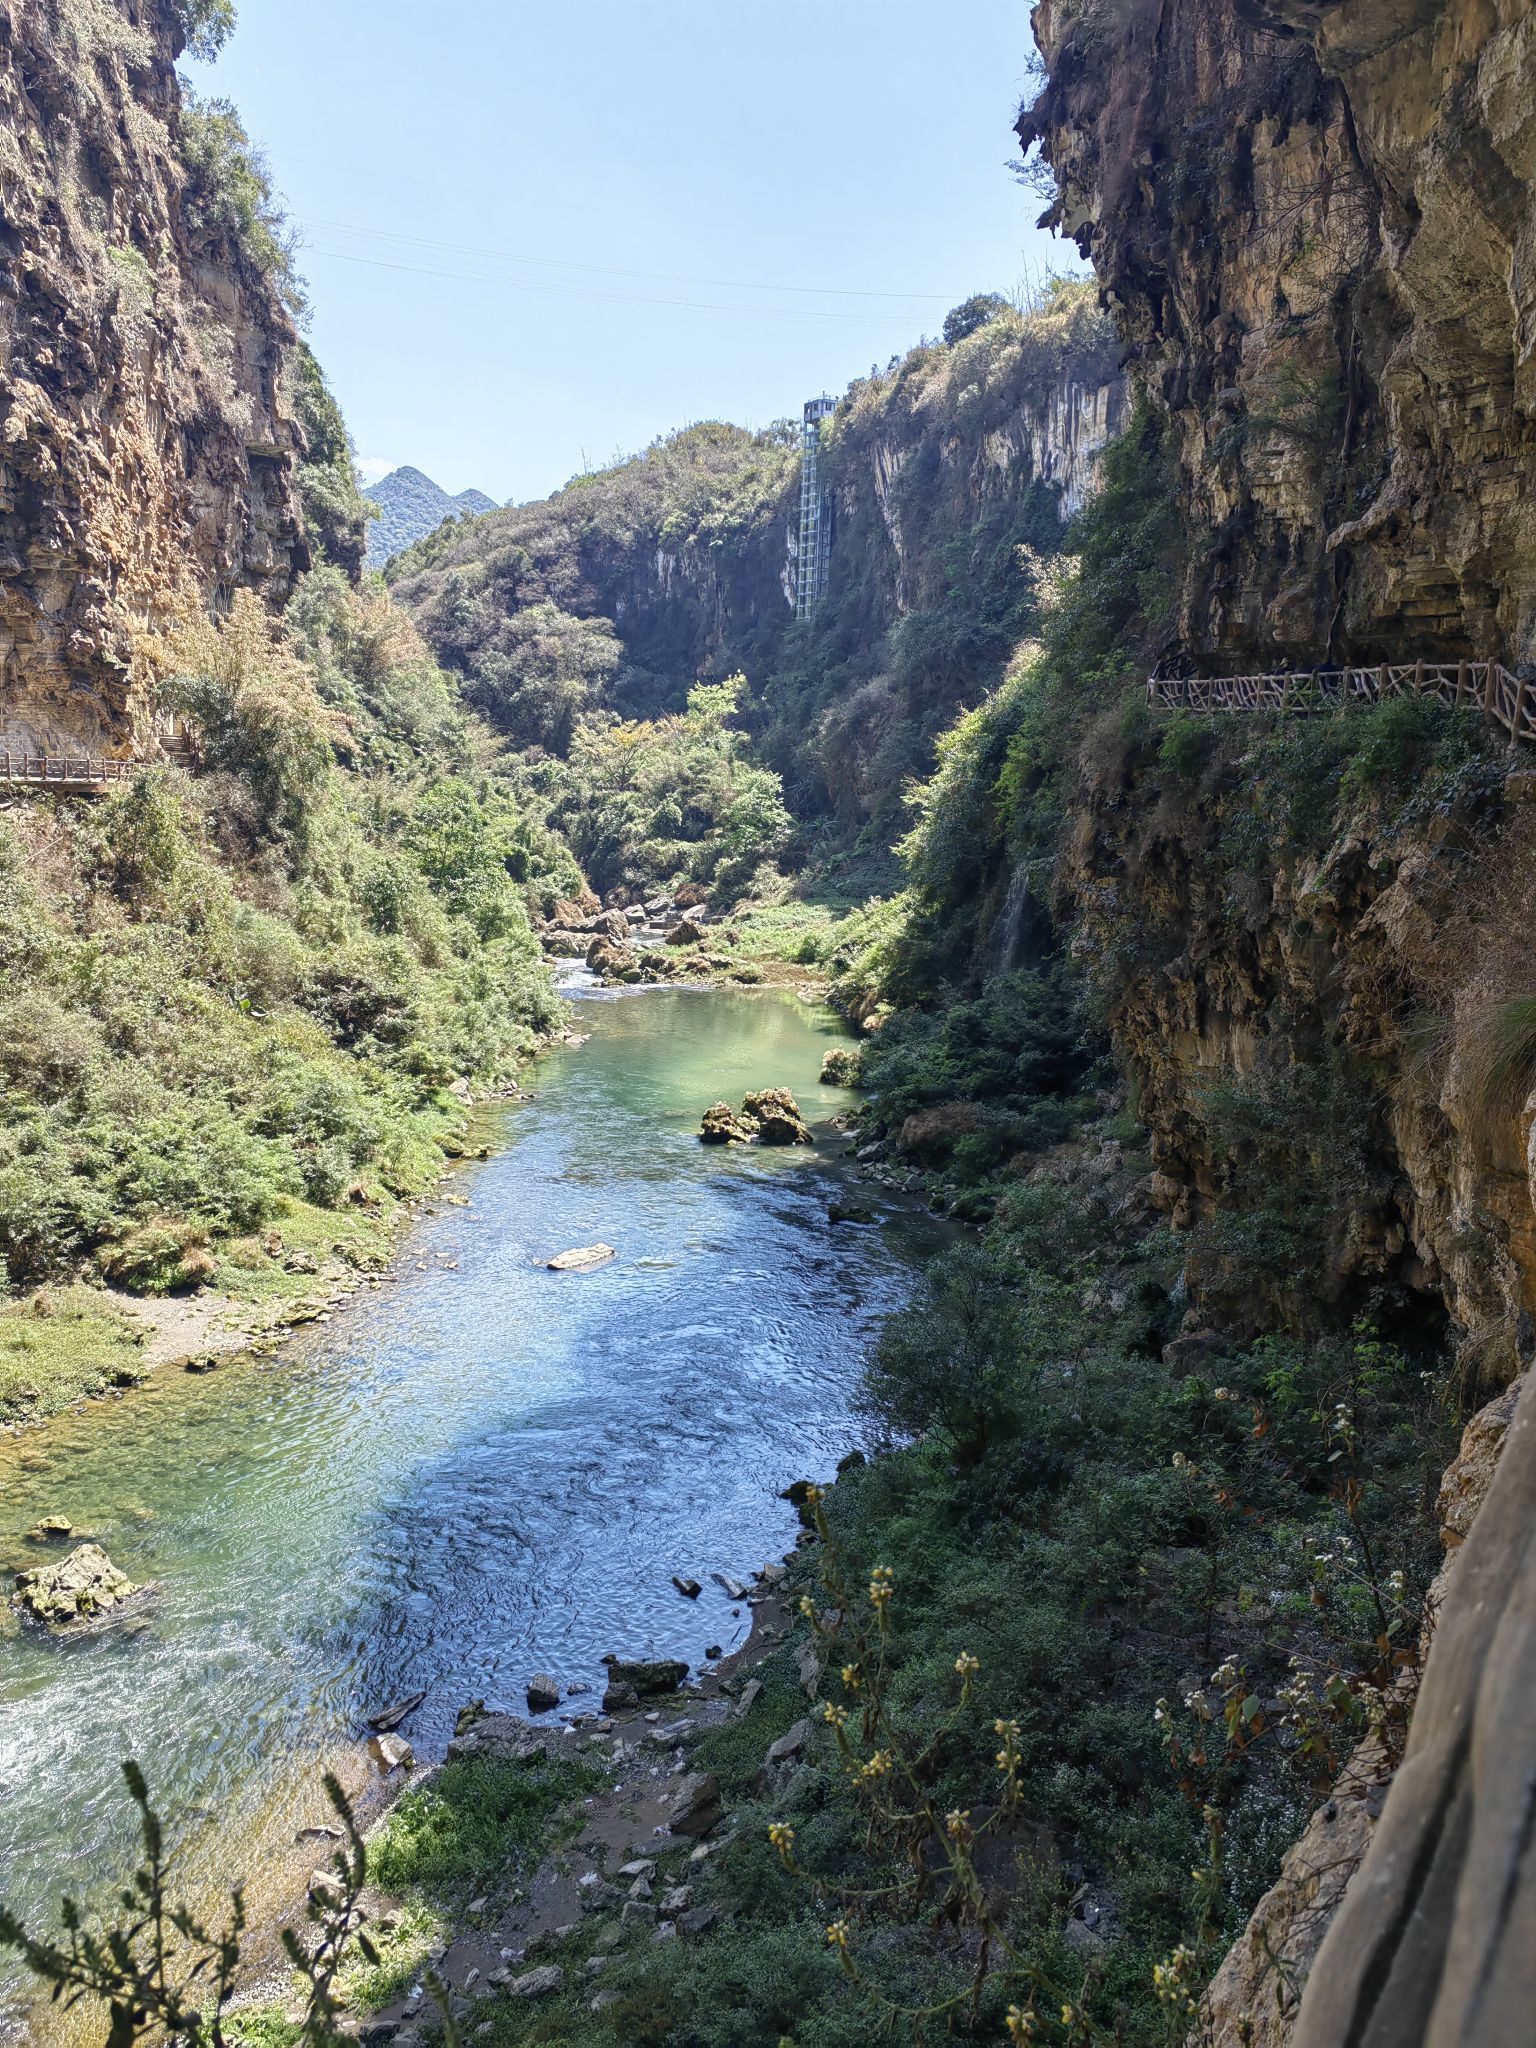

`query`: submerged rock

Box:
[547,1244,617,1272]
[13,1543,141,1629]
[367,1688,427,1733]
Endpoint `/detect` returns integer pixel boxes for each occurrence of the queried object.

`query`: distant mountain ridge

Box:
[365,466,498,568]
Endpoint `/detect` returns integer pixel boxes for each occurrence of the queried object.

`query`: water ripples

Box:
[0,988,931,2030]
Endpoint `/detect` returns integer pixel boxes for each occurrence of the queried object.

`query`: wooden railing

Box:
[0,751,142,793]
[1148,661,1535,746]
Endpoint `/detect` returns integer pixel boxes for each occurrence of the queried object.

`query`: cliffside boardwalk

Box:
[1149,659,1534,745]
[0,750,142,795]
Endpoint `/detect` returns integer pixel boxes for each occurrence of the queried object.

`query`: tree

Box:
[863,1244,1027,1469]
[943,293,1011,346]
[174,0,237,61]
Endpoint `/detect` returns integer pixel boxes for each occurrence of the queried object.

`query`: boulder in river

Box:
[743,1089,813,1145]
[820,1046,864,1087]
[609,1657,690,1695]
[700,1102,756,1145]
[586,936,640,981]
[25,1516,72,1543]
[526,1672,562,1714]
[13,1544,141,1629]
[672,1576,702,1600]
[700,1089,813,1146]
[547,1244,617,1272]
[368,1732,415,1772]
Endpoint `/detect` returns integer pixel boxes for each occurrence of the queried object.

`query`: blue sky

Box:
[191,2,1071,504]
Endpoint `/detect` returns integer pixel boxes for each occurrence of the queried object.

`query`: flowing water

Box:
[0,984,930,2034]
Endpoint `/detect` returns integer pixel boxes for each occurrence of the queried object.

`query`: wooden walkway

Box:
[0,749,145,794]
[0,736,193,794]
[1149,660,1534,746]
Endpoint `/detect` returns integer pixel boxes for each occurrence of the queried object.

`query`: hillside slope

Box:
[0,3,569,1413]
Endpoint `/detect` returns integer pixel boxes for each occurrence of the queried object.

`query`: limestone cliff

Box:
[0,0,308,754]
[1022,0,1536,670]
[1060,666,1536,2042]
[1014,13,1536,2023]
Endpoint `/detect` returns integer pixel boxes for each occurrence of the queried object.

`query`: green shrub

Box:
[99,1218,217,1295]
[1157,711,1213,778]
[368,1752,603,1900]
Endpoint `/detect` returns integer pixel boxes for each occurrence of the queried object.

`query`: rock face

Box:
[394,298,1126,827]
[1061,735,1536,2037]
[13,1543,139,1628]
[1023,0,1536,668]
[0,0,307,753]
[1296,1374,1536,2045]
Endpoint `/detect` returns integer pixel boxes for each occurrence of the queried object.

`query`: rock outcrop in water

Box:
[700,1090,813,1147]
[13,1543,140,1629]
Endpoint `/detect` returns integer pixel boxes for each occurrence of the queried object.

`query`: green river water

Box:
[0,984,932,2039]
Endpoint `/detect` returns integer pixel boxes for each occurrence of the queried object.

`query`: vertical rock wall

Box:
[0,0,306,753]
[1022,0,1536,669]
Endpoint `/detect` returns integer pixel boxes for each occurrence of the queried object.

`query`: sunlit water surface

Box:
[0,986,930,2033]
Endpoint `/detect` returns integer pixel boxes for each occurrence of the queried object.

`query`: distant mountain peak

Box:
[364,466,499,568]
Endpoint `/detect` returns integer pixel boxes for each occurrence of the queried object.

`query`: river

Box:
[0,984,929,2035]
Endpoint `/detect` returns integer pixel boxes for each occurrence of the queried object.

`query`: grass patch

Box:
[224,2011,303,2048]
[368,1751,606,1904]
[0,1287,148,1423]
[337,1898,444,2015]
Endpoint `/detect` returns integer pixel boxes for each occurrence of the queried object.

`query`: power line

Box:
[296,212,951,306]
[302,239,937,326]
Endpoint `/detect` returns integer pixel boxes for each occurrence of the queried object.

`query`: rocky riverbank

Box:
[239,1540,812,2045]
